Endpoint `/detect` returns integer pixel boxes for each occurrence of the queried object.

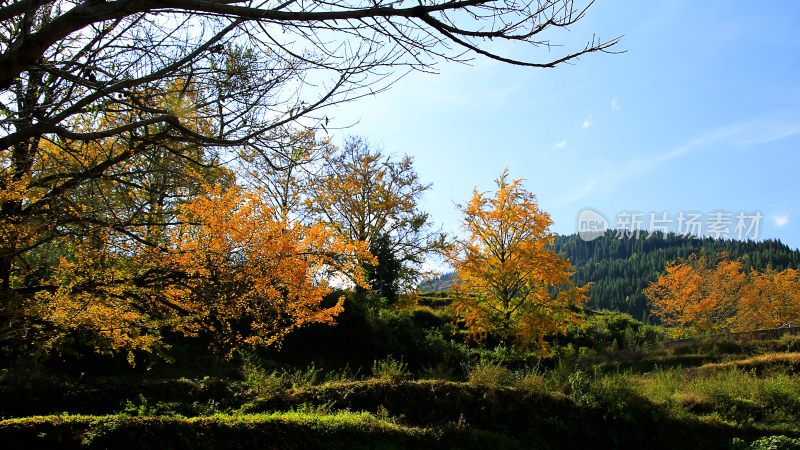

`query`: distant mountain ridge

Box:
[418,231,800,321]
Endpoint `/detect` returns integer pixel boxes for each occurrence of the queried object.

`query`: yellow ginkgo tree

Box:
[645,253,800,334]
[449,170,587,352]
[737,267,800,330]
[158,185,372,357]
[1,79,369,361]
[644,253,745,334]
[306,137,445,301]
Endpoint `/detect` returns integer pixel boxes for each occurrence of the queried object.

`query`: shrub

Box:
[241,353,323,398]
[559,310,668,353]
[323,365,360,384]
[420,363,459,381]
[566,370,597,408]
[420,329,470,376]
[240,355,284,399]
[467,363,514,388]
[280,365,322,390]
[780,333,800,353]
[758,373,800,420]
[513,370,545,393]
[732,435,800,450]
[371,357,409,383]
[410,307,445,329]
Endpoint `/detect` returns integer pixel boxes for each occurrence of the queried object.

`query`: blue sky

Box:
[329,1,800,251]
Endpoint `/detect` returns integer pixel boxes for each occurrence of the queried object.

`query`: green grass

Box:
[3,371,799,449]
[0,411,518,450]
[5,333,800,449]
[698,352,800,373]
[629,367,800,431]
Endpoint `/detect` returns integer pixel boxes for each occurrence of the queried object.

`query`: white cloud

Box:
[582,115,593,129]
[740,125,800,147]
[610,98,620,111]
[553,140,568,150]
[773,214,790,227]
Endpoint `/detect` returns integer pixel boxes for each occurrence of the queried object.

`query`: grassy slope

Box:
[0,411,518,450]
[4,333,800,449]
[3,374,798,449]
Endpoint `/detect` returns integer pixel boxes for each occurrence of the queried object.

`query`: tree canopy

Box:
[645,253,800,335]
[307,136,444,296]
[449,170,586,352]
[0,0,617,359]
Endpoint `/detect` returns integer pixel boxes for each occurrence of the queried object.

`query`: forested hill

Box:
[420,231,800,321]
[553,231,800,320]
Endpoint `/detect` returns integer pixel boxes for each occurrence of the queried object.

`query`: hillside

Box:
[420,231,800,321]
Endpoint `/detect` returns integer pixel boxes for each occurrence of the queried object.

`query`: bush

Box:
[420,329,470,377]
[780,334,800,353]
[513,370,545,393]
[371,357,409,383]
[559,310,667,353]
[241,354,323,398]
[241,355,284,399]
[566,370,596,408]
[410,307,446,329]
[281,365,323,390]
[732,435,800,450]
[467,363,514,388]
[420,363,459,381]
[475,345,540,371]
[636,366,800,427]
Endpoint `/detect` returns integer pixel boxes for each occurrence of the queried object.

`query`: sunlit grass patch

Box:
[0,411,520,449]
[698,353,800,373]
[630,366,800,430]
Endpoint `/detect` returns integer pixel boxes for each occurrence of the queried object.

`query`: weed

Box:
[121,394,181,417]
[467,363,514,388]
[371,356,409,383]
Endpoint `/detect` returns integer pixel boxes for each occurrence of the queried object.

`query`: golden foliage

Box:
[645,254,800,334]
[159,185,371,356]
[305,137,442,291]
[737,268,800,330]
[645,253,744,334]
[31,239,164,356]
[449,170,587,352]
[1,79,229,356]
[2,79,370,359]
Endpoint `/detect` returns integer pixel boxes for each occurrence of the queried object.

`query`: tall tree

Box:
[307,137,444,295]
[551,232,800,320]
[0,83,233,356]
[645,254,800,334]
[367,232,403,304]
[18,182,371,360]
[449,170,586,352]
